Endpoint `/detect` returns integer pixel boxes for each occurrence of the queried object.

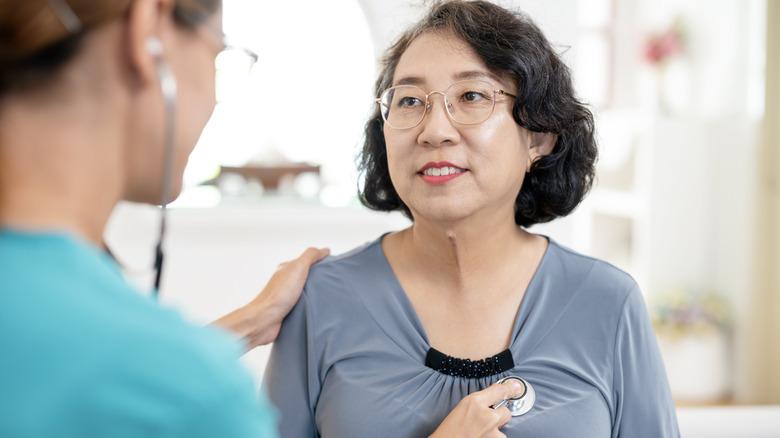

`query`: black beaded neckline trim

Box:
[425,347,514,378]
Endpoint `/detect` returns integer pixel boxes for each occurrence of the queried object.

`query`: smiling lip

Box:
[418,161,468,184]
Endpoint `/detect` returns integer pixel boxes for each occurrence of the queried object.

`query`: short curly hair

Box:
[358,0,597,227]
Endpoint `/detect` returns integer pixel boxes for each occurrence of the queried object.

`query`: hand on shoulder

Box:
[213,247,330,351]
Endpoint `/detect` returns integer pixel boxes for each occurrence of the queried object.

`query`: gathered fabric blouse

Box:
[263,236,680,438]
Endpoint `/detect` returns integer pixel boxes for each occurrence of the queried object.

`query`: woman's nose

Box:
[418,93,460,147]
[423,92,452,118]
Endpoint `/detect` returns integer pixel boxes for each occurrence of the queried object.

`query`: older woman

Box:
[264,1,679,437]
[0,0,327,436]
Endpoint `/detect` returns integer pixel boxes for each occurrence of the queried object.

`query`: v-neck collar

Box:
[350,234,555,365]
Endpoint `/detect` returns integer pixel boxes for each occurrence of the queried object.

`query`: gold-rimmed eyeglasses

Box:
[376,80,517,130]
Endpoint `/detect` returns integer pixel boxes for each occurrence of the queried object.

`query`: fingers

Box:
[277,247,330,272]
[477,379,525,408]
[434,386,513,438]
[293,247,330,266]
[469,380,523,430]
[483,380,524,430]
[495,405,512,429]
[489,379,525,429]
[300,247,330,264]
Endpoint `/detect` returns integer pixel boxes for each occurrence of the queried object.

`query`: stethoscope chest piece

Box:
[494,376,535,416]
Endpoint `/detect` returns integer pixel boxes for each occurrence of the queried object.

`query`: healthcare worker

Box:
[0,0,327,436]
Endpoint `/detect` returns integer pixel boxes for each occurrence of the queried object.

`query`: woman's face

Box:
[125,7,222,205]
[165,10,223,202]
[384,32,537,225]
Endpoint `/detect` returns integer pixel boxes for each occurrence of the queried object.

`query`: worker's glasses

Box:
[376,80,516,130]
[199,26,259,102]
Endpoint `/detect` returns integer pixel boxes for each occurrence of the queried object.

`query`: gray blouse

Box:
[263,236,680,437]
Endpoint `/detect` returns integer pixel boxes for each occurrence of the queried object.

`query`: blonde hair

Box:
[0,0,219,92]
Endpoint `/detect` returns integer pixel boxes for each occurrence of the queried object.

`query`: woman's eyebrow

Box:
[393,76,425,87]
[452,70,498,82]
[393,70,501,87]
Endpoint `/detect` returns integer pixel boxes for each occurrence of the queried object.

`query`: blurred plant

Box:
[652,289,732,339]
[643,16,685,67]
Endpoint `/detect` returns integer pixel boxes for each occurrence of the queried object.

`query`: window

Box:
[179,0,376,207]
[575,0,615,108]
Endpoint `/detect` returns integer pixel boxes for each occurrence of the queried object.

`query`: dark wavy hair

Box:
[358,0,597,227]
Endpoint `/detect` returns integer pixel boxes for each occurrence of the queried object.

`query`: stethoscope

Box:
[145,35,178,297]
[492,376,536,416]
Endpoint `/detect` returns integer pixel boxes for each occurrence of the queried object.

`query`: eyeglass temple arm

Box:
[496,90,517,99]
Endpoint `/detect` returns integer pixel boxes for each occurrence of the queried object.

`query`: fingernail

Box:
[510,380,524,393]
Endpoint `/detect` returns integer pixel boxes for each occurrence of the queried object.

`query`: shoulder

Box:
[531,238,643,332]
[292,236,396,331]
[310,236,385,275]
[545,238,640,303]
[543,240,656,348]
[303,236,388,297]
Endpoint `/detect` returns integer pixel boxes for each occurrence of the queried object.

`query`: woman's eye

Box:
[461,91,490,102]
[397,96,423,107]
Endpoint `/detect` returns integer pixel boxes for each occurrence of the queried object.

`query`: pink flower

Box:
[643,18,684,65]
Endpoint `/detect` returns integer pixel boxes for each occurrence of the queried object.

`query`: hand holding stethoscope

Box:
[492,376,536,417]
[429,376,536,438]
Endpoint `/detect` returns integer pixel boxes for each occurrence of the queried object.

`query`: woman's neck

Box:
[0,95,123,246]
[391,212,540,296]
[0,184,114,245]
[383,210,548,358]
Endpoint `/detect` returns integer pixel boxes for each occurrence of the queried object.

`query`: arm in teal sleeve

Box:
[170,381,278,438]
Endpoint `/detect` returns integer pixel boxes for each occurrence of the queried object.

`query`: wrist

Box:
[239,299,275,347]
[213,300,270,351]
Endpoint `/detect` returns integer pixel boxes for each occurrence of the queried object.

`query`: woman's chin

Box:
[122,185,182,206]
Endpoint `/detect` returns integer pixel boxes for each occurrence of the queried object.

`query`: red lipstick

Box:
[418,161,467,184]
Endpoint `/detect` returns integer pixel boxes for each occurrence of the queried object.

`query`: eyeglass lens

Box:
[379,80,499,129]
[215,47,257,102]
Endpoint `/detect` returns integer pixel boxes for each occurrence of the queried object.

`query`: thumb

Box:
[474,379,525,408]
[486,378,525,407]
[501,378,526,400]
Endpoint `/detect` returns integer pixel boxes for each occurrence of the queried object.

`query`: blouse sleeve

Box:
[262,289,320,438]
[611,285,680,438]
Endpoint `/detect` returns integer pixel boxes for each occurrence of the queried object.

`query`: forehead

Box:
[392,32,506,89]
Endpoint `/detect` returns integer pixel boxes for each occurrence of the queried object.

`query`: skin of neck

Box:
[398,205,535,295]
[0,23,134,246]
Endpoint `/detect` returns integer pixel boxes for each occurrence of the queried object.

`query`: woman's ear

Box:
[125,0,174,86]
[526,132,558,172]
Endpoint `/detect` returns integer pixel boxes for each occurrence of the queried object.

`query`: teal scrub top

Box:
[0,229,278,437]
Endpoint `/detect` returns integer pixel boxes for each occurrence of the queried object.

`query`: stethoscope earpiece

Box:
[146,36,163,58]
[493,376,536,417]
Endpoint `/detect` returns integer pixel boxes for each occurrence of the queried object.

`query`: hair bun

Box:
[0,2,75,65]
